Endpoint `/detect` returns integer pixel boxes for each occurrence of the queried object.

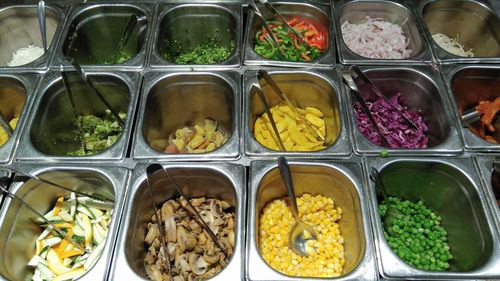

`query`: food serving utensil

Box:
[146,163,230,260]
[350,65,419,130]
[5,166,114,204]
[248,0,286,60]
[145,166,174,281]
[369,167,403,237]
[342,70,391,147]
[118,14,138,49]
[277,156,317,256]
[255,0,313,50]
[37,0,47,52]
[250,84,286,151]
[69,61,125,126]
[0,112,13,137]
[0,184,86,251]
[60,66,87,155]
[257,70,325,143]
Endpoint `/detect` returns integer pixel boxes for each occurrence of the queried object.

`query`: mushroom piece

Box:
[191,197,206,207]
[202,250,220,265]
[209,200,224,217]
[152,238,160,249]
[146,266,163,281]
[164,216,177,242]
[145,224,159,245]
[189,220,202,234]
[175,253,191,273]
[161,200,176,218]
[189,254,209,276]
[173,276,185,281]
[199,210,214,226]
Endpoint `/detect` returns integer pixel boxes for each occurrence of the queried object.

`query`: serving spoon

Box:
[277,156,317,256]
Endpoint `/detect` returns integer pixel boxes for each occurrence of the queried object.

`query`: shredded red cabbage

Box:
[354,93,429,148]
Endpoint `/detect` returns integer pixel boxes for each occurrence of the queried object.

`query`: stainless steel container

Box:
[132,71,240,161]
[243,67,351,158]
[149,4,242,69]
[441,64,500,151]
[110,162,246,281]
[52,4,153,70]
[364,157,500,279]
[0,73,40,164]
[0,164,129,281]
[474,155,500,232]
[0,4,64,70]
[247,159,378,281]
[15,70,140,162]
[243,1,335,68]
[334,0,433,65]
[415,0,500,64]
[343,65,462,155]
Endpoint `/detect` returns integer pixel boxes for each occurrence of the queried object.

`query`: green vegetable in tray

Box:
[379,197,453,271]
[164,39,233,65]
[67,110,126,156]
[99,46,132,65]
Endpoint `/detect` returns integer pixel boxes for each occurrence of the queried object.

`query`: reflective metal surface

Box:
[0,164,129,281]
[441,64,500,151]
[133,71,240,161]
[0,73,39,164]
[244,1,335,68]
[0,169,11,209]
[474,156,500,232]
[150,4,242,69]
[110,162,245,281]
[365,157,500,279]
[335,0,433,65]
[0,4,64,70]
[343,65,462,155]
[53,4,153,70]
[416,0,500,64]
[15,70,140,162]
[243,67,351,158]
[247,159,377,281]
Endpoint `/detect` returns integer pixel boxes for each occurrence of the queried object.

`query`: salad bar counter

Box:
[0,0,498,280]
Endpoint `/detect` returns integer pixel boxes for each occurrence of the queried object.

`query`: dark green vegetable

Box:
[166,39,233,65]
[99,46,132,65]
[379,197,453,271]
[67,110,126,156]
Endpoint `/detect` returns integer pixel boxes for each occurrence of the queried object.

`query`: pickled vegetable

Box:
[0,117,19,146]
[259,194,344,277]
[144,197,235,281]
[253,16,327,62]
[164,119,229,154]
[379,197,453,271]
[28,193,113,281]
[253,104,326,151]
[66,110,126,156]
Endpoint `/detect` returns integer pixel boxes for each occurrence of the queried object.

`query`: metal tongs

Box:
[145,163,230,277]
[37,0,47,52]
[342,68,391,147]
[0,111,13,137]
[349,66,419,130]
[258,70,325,143]
[248,0,286,60]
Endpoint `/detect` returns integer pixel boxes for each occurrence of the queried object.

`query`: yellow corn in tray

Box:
[259,194,345,277]
[253,104,326,151]
[0,117,19,147]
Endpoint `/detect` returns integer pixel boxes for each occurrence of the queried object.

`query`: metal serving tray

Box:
[243,0,336,68]
[0,73,40,164]
[110,162,246,281]
[474,155,500,232]
[149,4,242,69]
[0,163,129,281]
[440,64,500,151]
[52,4,154,71]
[414,0,500,64]
[132,71,240,161]
[364,157,500,279]
[246,159,378,281]
[243,67,351,158]
[15,70,141,163]
[0,4,65,71]
[334,0,433,65]
[343,65,462,156]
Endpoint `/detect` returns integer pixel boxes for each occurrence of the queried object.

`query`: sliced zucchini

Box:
[83,240,106,270]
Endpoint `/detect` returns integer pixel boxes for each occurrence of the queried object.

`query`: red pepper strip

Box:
[293,37,301,49]
[287,17,298,25]
[301,53,311,60]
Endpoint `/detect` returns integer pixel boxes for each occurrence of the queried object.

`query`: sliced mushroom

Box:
[175,253,191,273]
[147,266,163,281]
[164,215,177,242]
[199,210,214,226]
[220,201,231,210]
[198,232,207,245]
[161,200,176,218]
[189,254,209,276]
[145,224,159,245]
[226,217,234,230]
[173,276,184,281]
[189,220,202,234]
[209,200,224,217]
[152,238,160,249]
[185,234,197,251]
[202,251,219,265]
[228,230,235,248]
[191,197,206,207]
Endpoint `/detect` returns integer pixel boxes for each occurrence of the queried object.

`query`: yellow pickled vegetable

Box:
[0,117,19,146]
[259,194,345,277]
[253,104,326,151]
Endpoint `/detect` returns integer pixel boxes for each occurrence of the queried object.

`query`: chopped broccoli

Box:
[167,39,233,65]
[66,110,126,156]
